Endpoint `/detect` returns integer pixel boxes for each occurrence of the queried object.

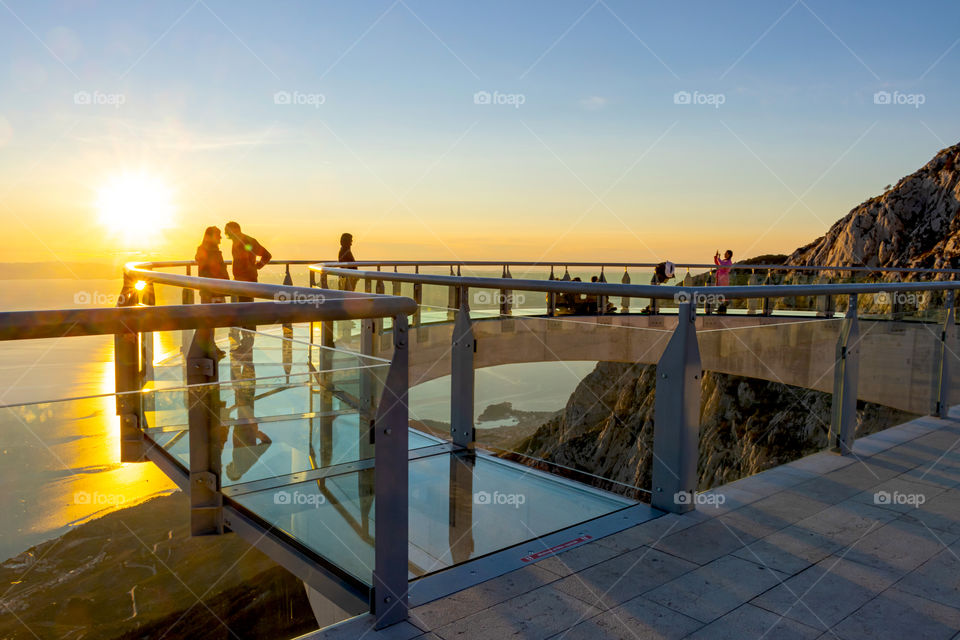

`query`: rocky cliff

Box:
[789,143,960,270]
[514,362,916,493]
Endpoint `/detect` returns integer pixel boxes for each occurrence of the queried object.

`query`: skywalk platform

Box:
[304,410,960,640]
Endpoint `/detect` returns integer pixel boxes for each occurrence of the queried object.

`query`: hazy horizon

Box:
[2,1,959,266]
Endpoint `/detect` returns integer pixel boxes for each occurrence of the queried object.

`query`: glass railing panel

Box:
[458,315,673,499]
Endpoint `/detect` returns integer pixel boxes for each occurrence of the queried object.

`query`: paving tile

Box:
[651,518,758,566]
[831,588,960,640]
[787,475,868,506]
[645,555,786,624]
[434,586,602,640]
[840,517,958,578]
[411,565,559,629]
[719,491,830,539]
[901,488,960,535]
[848,476,945,514]
[552,595,703,640]
[553,546,697,609]
[534,537,623,577]
[731,526,843,576]
[719,466,818,499]
[895,539,960,610]
[694,485,765,517]
[750,556,897,630]
[594,512,708,554]
[785,452,855,475]
[687,603,821,640]
[794,500,899,547]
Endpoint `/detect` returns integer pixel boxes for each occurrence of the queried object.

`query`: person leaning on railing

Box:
[338,232,359,292]
[195,226,228,304]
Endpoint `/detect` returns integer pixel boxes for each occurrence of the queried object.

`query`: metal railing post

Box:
[762,271,773,316]
[651,302,701,513]
[186,328,224,535]
[182,265,195,357]
[934,290,956,418]
[451,288,475,449]
[547,266,557,317]
[372,314,409,628]
[747,272,759,315]
[361,318,378,428]
[831,294,860,455]
[500,265,513,316]
[621,268,631,314]
[412,283,423,326]
[115,330,144,462]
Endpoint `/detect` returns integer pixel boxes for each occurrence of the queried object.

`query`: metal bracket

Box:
[830,294,860,455]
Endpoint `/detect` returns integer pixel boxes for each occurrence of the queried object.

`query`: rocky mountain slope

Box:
[514,362,915,493]
[789,143,960,270]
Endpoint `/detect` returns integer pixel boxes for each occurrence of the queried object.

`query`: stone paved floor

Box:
[303,413,960,640]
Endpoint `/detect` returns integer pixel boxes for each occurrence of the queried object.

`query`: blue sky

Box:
[0,0,958,264]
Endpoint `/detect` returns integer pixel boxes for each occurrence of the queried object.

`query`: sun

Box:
[96,172,176,244]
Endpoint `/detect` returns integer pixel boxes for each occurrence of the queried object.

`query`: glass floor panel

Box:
[147,419,441,487]
[231,450,633,586]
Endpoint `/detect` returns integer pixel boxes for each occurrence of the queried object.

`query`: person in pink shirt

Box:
[714,250,733,286]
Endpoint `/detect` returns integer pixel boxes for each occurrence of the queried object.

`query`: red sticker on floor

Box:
[520,535,593,563]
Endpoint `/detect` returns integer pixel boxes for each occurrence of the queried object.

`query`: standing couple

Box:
[194,221,272,303]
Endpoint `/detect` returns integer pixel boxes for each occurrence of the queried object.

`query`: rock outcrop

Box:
[789,143,960,270]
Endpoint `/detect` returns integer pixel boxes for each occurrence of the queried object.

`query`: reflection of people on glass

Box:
[225,334,272,482]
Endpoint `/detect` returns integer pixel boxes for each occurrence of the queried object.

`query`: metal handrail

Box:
[311,260,960,275]
[314,262,959,301]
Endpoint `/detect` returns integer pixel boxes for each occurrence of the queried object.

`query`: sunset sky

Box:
[1,0,958,267]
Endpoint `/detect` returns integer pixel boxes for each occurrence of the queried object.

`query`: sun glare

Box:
[96,173,176,244]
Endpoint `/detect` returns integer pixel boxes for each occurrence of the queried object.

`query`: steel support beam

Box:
[831,294,860,455]
[187,328,224,535]
[450,290,476,450]
[372,315,410,628]
[934,291,956,418]
[651,302,701,513]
